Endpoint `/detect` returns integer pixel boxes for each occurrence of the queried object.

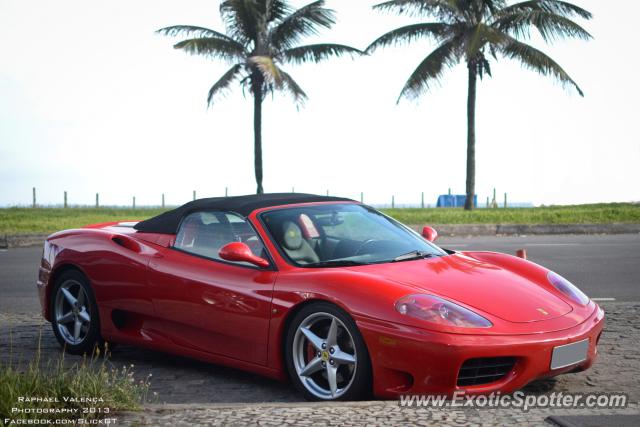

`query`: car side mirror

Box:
[219,242,270,268]
[421,226,438,243]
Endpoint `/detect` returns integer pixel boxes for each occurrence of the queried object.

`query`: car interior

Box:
[279,220,320,264]
[174,211,267,262]
[174,206,436,267]
[269,212,379,265]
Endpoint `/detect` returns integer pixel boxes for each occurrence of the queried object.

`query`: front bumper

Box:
[358,304,605,398]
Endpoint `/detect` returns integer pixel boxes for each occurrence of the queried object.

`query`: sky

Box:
[0,0,638,207]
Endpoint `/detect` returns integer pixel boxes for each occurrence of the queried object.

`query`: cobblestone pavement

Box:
[1,302,638,425]
[118,402,640,426]
[0,315,298,404]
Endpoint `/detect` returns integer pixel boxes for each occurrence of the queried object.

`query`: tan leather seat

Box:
[280,221,320,264]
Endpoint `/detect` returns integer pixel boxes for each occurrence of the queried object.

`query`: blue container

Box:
[436,194,477,208]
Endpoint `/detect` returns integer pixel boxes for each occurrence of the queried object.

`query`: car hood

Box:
[359,252,572,323]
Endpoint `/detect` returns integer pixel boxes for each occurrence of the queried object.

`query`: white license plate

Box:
[551,339,589,370]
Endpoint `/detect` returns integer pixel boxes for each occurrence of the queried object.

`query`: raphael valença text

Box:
[17,396,105,403]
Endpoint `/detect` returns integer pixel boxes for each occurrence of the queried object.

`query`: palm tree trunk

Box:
[253,77,264,194]
[464,64,477,211]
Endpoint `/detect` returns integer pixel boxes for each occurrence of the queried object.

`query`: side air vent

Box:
[457,357,516,386]
[111,235,141,253]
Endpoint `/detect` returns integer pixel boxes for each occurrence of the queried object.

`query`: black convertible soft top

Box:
[134,193,354,234]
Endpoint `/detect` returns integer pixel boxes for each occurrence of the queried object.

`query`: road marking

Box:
[591,297,616,302]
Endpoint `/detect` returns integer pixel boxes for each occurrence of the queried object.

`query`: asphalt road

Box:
[0,234,638,315]
[438,234,640,302]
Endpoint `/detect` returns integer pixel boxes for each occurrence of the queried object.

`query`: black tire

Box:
[50,270,102,355]
[284,301,372,401]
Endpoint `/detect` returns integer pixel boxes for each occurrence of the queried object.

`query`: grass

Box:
[0,207,167,235]
[384,203,640,225]
[0,203,639,235]
[0,330,150,423]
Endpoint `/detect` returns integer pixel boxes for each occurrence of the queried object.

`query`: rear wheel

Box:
[50,270,101,355]
[285,302,371,401]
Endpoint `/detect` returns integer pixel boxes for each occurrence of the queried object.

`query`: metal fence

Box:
[17,187,533,210]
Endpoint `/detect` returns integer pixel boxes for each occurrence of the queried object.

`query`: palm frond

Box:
[479,57,492,79]
[483,0,508,17]
[220,0,260,44]
[278,69,308,105]
[373,0,463,23]
[493,9,591,41]
[399,38,461,101]
[174,37,245,61]
[279,43,363,65]
[207,64,244,106]
[366,22,456,53]
[462,23,509,57]
[266,0,292,22]
[248,55,283,87]
[270,0,336,50]
[501,0,592,20]
[156,25,236,42]
[499,36,584,96]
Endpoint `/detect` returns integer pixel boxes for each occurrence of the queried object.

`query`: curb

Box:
[408,223,640,237]
[140,401,388,411]
[1,233,50,249]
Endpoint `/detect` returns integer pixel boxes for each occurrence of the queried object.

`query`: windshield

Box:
[261,203,446,267]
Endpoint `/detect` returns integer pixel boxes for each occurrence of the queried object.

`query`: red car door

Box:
[146,211,277,365]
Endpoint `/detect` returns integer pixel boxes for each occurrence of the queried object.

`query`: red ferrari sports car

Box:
[37,193,604,401]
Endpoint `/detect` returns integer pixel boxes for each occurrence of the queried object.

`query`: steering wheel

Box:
[354,239,380,256]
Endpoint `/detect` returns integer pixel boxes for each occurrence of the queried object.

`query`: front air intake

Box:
[457,357,516,386]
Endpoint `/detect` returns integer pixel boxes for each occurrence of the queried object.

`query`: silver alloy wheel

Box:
[292,312,357,399]
[53,279,91,345]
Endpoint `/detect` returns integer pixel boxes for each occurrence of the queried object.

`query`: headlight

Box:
[548,271,589,305]
[395,294,492,328]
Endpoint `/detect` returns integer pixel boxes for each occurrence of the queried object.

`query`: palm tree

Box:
[158,0,361,194]
[367,0,592,210]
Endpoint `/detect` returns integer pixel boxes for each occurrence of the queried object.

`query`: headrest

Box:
[282,221,303,250]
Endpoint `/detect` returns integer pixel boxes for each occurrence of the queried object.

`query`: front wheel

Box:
[50,270,101,355]
[285,302,371,401]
